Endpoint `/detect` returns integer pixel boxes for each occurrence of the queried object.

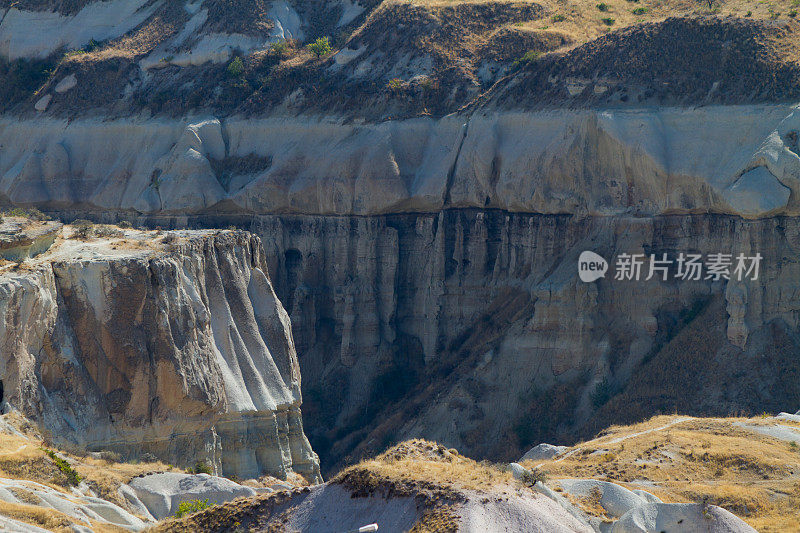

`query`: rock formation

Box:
[3,0,800,474]
[0,226,320,482]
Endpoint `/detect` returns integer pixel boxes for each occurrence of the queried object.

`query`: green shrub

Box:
[191,461,213,475]
[42,448,82,486]
[227,57,245,78]
[552,14,566,22]
[596,3,609,11]
[790,9,798,17]
[175,499,213,518]
[117,220,132,229]
[307,36,332,58]
[601,17,616,25]
[386,77,404,93]
[632,7,648,14]
[591,378,615,408]
[514,50,541,67]
[520,468,547,486]
[8,207,48,220]
[270,40,291,57]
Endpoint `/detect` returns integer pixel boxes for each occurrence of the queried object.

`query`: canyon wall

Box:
[0,229,320,481]
[1,105,797,218]
[5,105,799,468]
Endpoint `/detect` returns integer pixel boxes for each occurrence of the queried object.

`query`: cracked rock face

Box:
[0,230,320,482]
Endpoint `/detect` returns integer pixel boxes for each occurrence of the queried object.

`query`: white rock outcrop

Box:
[521,444,569,462]
[126,473,257,520]
[0,106,799,217]
[0,229,320,483]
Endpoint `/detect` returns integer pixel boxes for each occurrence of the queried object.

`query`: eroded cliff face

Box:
[0,229,320,482]
[248,212,800,467]
[1,105,799,218]
[8,104,800,470]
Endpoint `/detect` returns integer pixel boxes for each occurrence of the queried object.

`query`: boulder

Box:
[612,502,757,533]
[520,443,568,462]
[126,473,257,520]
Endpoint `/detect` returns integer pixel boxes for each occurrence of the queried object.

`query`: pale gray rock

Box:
[508,463,527,480]
[55,74,77,93]
[34,95,51,112]
[611,503,756,533]
[556,479,649,519]
[521,444,568,462]
[0,230,320,482]
[723,166,790,217]
[127,472,257,520]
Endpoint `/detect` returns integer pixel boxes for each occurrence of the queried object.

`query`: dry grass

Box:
[523,415,800,532]
[0,414,179,530]
[337,440,512,492]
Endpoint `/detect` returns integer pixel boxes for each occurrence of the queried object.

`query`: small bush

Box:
[175,499,213,518]
[191,461,213,475]
[520,468,547,486]
[99,450,122,463]
[307,36,332,58]
[269,40,291,57]
[745,10,752,16]
[596,3,609,11]
[386,78,404,93]
[42,448,82,486]
[93,224,123,238]
[591,378,614,408]
[514,50,541,67]
[790,9,798,17]
[117,220,132,229]
[8,207,48,220]
[161,233,179,245]
[71,219,94,239]
[552,14,566,22]
[227,57,245,78]
[632,7,648,14]
[601,17,616,25]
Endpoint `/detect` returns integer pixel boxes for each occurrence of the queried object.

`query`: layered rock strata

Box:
[0,228,320,482]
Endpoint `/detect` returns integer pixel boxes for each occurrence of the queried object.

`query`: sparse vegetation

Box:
[269,39,291,57]
[591,377,615,408]
[41,449,81,486]
[307,36,332,58]
[514,49,541,67]
[6,207,48,220]
[226,56,245,78]
[189,461,213,475]
[601,17,616,25]
[520,468,547,486]
[175,499,213,518]
[632,7,648,14]
[552,14,566,22]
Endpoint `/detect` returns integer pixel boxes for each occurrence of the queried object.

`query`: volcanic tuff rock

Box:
[0,226,320,482]
[5,0,800,479]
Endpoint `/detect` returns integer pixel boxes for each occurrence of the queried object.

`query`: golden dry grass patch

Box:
[525,415,800,531]
[337,440,513,492]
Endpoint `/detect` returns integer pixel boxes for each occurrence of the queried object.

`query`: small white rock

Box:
[34,94,52,112]
[55,74,77,93]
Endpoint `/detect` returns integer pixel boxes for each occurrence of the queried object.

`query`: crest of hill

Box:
[485,16,800,107]
[4,1,800,118]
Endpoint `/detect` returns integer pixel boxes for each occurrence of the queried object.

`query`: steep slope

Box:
[0,222,320,482]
